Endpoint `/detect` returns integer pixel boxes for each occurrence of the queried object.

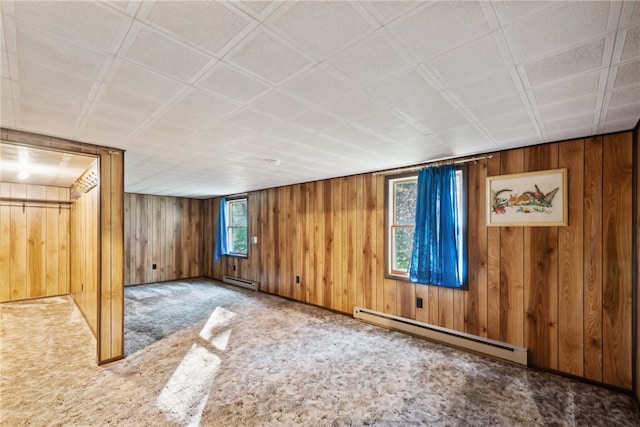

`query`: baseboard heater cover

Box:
[353,307,527,366]
[222,275,258,291]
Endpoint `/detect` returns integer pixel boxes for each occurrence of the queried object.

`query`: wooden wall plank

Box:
[499,149,525,346]
[343,177,357,312]
[58,187,70,295]
[0,183,10,301]
[486,154,502,341]
[523,144,559,369]
[558,139,585,376]
[375,175,386,314]
[466,160,488,336]
[601,132,633,389]
[10,183,27,300]
[332,179,343,310]
[45,187,60,296]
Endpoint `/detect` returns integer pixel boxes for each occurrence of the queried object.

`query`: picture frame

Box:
[486,168,568,227]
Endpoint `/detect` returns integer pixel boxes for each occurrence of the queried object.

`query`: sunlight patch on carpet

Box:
[199,307,236,350]
[156,344,221,426]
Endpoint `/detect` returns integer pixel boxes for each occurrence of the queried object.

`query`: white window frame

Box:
[226,198,248,257]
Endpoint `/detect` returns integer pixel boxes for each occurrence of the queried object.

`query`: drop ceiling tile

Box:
[283,66,351,104]
[614,59,640,87]
[468,93,527,121]
[291,110,343,133]
[107,60,186,102]
[524,39,606,86]
[532,72,601,105]
[510,2,611,60]
[377,124,430,144]
[155,106,219,131]
[391,1,492,59]
[271,1,374,59]
[175,88,239,119]
[265,122,313,142]
[320,124,372,142]
[415,110,471,133]
[98,86,163,115]
[544,113,594,133]
[632,1,640,23]
[427,33,510,87]
[362,1,424,24]
[321,92,382,121]
[196,63,271,103]
[352,110,405,133]
[20,105,79,132]
[1,50,9,78]
[79,116,139,136]
[18,83,86,115]
[16,59,95,99]
[250,92,310,119]
[226,109,278,133]
[605,103,640,123]
[144,120,195,139]
[327,31,410,84]
[608,84,640,107]
[391,93,456,123]
[620,25,640,61]
[492,1,555,25]
[226,29,312,84]
[450,71,519,106]
[364,69,440,106]
[434,124,496,153]
[124,25,212,82]
[538,95,597,122]
[144,1,253,56]
[480,110,533,133]
[12,1,129,53]
[86,103,149,129]
[206,123,253,143]
[15,22,108,80]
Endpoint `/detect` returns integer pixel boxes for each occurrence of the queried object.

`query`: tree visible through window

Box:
[387,170,466,284]
[227,198,248,256]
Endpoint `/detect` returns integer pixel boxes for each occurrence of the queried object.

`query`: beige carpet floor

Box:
[1,278,639,426]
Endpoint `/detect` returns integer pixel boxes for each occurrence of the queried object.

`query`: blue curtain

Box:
[213,197,227,263]
[409,165,462,288]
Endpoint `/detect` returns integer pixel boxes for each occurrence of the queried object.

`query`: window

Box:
[227,198,248,257]
[386,168,467,286]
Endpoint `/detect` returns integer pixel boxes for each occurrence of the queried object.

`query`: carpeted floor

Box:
[1,278,639,426]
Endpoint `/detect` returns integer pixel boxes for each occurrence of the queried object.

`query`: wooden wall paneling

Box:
[354,175,364,309]
[415,284,429,323]
[361,174,376,310]
[45,187,60,296]
[180,198,191,279]
[193,197,203,278]
[26,185,46,298]
[427,286,439,326]
[466,160,488,337]
[439,287,454,330]
[248,192,260,284]
[266,188,277,294]
[99,158,112,361]
[635,125,639,402]
[123,194,131,286]
[323,180,334,308]
[453,289,465,333]
[332,179,344,310]
[499,149,525,346]
[58,188,70,295]
[398,281,416,319]
[173,198,184,278]
[88,187,99,335]
[111,150,125,361]
[558,139,585,376]
[486,154,502,340]
[523,143,559,369]
[277,186,290,298]
[583,136,603,381]
[374,175,386,314]
[602,133,633,389]
[300,185,310,303]
[0,183,11,301]
[10,183,27,300]
[342,176,357,313]
[310,180,325,306]
[152,196,163,282]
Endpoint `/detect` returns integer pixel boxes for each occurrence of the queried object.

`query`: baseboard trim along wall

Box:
[354,307,528,366]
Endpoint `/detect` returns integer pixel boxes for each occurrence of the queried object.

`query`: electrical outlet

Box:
[152,264,157,270]
[296,275,300,284]
[416,297,423,309]
[233,265,236,271]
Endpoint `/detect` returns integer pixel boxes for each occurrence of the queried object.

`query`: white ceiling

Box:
[1,1,639,198]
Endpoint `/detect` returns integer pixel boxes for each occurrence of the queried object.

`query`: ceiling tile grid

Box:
[0,0,638,198]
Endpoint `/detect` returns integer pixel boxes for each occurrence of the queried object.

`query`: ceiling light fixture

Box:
[17,170,30,180]
[266,159,281,166]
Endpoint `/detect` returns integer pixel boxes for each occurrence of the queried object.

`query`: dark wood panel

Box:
[558,139,585,376]
[601,133,633,389]
[486,154,502,341]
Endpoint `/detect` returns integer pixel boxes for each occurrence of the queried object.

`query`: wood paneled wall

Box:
[2,128,125,365]
[202,131,635,390]
[635,123,639,402]
[70,182,99,336]
[124,194,203,286]
[0,183,70,302]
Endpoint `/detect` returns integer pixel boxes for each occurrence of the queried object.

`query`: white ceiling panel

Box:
[122,25,213,82]
[226,29,311,84]
[509,2,612,61]
[196,63,271,103]
[391,1,493,60]
[270,1,375,59]
[524,39,607,86]
[143,1,254,56]
[0,0,637,197]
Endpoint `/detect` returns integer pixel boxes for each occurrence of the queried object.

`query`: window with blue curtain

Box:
[386,165,467,289]
[213,197,227,263]
[214,197,248,263]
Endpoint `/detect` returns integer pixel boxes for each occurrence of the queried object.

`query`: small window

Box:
[227,198,248,257]
[386,169,466,284]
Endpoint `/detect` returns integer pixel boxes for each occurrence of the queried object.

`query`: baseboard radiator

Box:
[354,307,527,366]
[222,275,258,292]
